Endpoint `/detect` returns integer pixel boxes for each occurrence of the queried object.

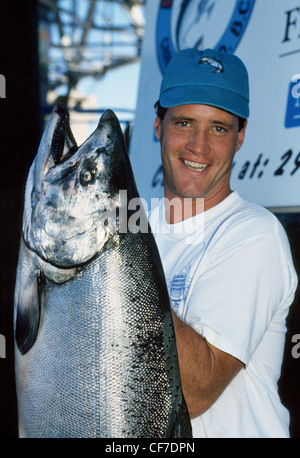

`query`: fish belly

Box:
[15,234,184,438]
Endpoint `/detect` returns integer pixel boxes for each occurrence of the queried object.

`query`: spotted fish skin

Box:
[14,106,192,438]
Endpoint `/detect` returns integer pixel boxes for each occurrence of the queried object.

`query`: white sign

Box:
[130,0,300,210]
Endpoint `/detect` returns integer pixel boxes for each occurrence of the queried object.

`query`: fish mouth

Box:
[51,103,78,165]
[182,159,209,172]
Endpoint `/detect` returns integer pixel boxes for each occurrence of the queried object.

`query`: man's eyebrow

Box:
[210,119,234,129]
[169,115,196,122]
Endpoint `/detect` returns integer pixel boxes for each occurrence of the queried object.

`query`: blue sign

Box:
[156,0,256,73]
[285,77,300,128]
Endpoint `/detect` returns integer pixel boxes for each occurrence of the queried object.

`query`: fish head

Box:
[23,104,136,269]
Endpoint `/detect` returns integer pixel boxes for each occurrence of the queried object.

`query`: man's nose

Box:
[186,128,208,156]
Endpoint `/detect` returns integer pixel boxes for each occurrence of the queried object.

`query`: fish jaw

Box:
[33,104,78,195]
[22,106,133,269]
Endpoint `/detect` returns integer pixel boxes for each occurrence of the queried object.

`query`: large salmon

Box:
[14,104,192,438]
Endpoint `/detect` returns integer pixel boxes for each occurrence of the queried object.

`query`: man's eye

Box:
[214,126,226,133]
[178,121,190,127]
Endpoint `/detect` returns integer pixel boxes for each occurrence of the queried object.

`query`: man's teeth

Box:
[183,159,208,171]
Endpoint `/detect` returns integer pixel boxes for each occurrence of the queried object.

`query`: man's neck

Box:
[164,196,204,224]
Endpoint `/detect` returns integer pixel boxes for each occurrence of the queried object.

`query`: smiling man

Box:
[154,103,246,212]
[149,48,298,437]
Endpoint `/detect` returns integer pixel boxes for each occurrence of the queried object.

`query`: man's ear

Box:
[154,117,162,142]
[235,120,247,153]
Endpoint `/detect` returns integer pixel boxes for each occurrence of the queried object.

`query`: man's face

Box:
[154,104,247,211]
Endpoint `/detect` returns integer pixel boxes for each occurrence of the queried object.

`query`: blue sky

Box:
[48,1,144,132]
[77,60,141,122]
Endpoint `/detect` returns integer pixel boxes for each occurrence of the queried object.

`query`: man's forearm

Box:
[172,312,243,419]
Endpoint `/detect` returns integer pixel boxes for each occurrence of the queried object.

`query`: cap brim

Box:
[160,85,249,119]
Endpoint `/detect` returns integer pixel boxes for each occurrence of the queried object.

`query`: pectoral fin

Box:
[14,238,42,355]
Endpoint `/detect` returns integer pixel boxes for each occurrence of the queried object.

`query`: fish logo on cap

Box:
[199,56,224,73]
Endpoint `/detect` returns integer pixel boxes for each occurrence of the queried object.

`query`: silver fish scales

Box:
[14,106,192,438]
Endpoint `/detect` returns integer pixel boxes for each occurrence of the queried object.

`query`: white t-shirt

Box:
[148,191,297,438]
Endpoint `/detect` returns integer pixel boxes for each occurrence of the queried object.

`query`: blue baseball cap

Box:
[159,48,249,119]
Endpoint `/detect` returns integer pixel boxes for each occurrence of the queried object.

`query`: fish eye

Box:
[80,167,95,186]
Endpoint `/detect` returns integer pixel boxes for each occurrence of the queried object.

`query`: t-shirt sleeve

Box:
[182,228,297,365]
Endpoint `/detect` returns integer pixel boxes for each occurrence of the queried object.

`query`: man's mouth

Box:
[183,159,209,172]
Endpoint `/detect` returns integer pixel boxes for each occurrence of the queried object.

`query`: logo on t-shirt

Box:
[168,261,193,309]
